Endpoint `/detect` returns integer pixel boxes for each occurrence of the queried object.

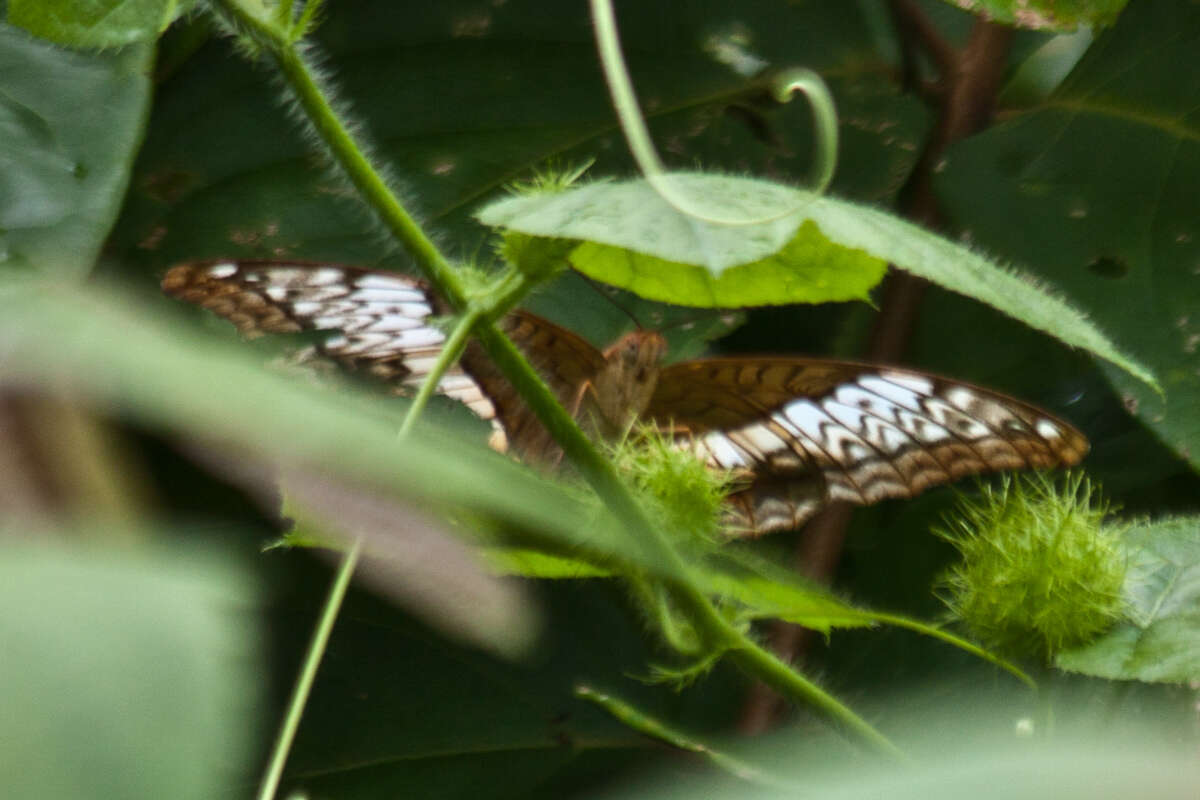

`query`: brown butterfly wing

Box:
[647,358,1089,536]
[162,261,605,461]
[458,311,606,463]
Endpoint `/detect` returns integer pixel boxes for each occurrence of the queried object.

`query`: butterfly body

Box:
[163,261,1089,536]
[587,330,667,438]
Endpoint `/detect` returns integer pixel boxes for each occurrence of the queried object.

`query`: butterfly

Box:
[162,260,1089,536]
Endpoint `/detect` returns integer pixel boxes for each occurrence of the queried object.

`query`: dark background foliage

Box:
[3,1,1199,798]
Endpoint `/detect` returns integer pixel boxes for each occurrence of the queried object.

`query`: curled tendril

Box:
[589,0,838,227]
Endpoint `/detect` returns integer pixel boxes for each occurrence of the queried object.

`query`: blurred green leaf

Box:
[0,24,151,276]
[1057,516,1200,682]
[0,281,685,585]
[0,542,261,800]
[589,725,1198,800]
[282,469,539,659]
[8,0,189,48]
[937,0,1200,469]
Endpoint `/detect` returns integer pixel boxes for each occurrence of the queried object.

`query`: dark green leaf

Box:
[0,24,152,276]
[937,0,1200,469]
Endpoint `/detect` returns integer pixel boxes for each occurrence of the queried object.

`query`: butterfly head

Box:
[591,330,668,432]
[603,330,667,378]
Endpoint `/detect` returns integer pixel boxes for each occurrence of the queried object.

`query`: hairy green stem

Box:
[214,0,900,759]
[726,638,906,759]
[575,685,800,788]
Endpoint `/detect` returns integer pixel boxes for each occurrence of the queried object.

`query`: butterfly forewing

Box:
[649,359,1088,535]
[161,261,499,421]
[163,260,1089,537]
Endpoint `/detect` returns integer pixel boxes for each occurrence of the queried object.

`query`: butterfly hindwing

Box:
[649,359,1088,535]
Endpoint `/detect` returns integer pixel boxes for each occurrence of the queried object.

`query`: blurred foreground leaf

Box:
[0,280,683,590]
[0,541,261,800]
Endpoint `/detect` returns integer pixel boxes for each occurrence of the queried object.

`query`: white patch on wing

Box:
[348,287,428,306]
[356,273,419,290]
[309,267,345,285]
[943,386,979,412]
[923,398,991,439]
[208,262,238,278]
[879,370,933,396]
[781,399,831,439]
[822,400,868,435]
[737,424,790,454]
[405,356,439,375]
[1035,419,1062,439]
[857,375,925,413]
[290,301,324,317]
[891,407,951,443]
[395,328,445,349]
[700,432,747,469]
[362,315,424,333]
[873,420,912,453]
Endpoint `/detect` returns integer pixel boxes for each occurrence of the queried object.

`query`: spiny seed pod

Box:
[934,472,1126,664]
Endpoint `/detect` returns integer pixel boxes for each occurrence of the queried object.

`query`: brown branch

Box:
[737,17,1015,736]
[887,0,958,83]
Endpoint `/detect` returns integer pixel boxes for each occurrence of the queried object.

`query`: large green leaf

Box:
[937,0,1200,470]
[0,542,261,800]
[1057,516,1200,682]
[479,172,1153,388]
[0,23,151,277]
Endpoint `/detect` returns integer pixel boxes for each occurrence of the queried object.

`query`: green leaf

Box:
[8,0,189,48]
[699,549,877,634]
[0,23,152,277]
[0,542,261,800]
[479,172,1154,390]
[478,175,887,306]
[937,0,1200,469]
[1056,516,1200,682]
[937,0,1129,30]
[481,547,612,578]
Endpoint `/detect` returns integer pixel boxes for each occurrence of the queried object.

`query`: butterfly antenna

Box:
[577,272,644,331]
[576,272,732,336]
